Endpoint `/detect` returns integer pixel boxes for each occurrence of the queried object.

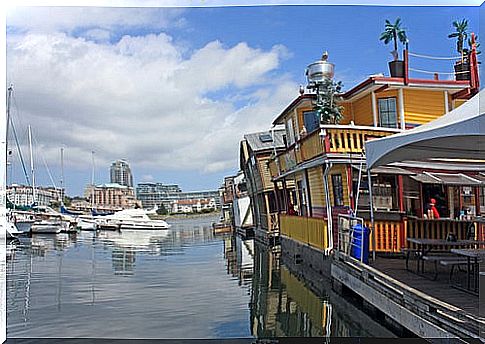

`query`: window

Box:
[303,110,319,133]
[286,118,295,146]
[332,174,344,206]
[378,97,398,128]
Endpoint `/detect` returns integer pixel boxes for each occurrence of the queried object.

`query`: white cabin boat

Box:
[102,209,170,230]
[31,219,69,234]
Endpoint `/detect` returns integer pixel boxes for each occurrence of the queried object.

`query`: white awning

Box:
[410,172,482,186]
[365,89,485,169]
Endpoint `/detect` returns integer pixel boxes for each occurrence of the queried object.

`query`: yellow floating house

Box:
[266,51,482,255]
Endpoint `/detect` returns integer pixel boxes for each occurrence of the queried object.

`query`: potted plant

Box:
[380,18,407,78]
[314,79,344,125]
[448,19,470,80]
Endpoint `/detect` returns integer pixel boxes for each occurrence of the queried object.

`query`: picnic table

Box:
[405,238,485,277]
[450,248,485,295]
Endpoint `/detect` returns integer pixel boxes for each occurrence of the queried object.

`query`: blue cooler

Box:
[350,223,370,263]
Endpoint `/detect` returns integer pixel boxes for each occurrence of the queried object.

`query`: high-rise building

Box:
[110,159,133,187]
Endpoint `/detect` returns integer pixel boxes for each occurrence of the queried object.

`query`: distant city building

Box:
[136,182,182,209]
[172,198,216,214]
[136,182,220,213]
[110,159,133,187]
[7,184,63,207]
[84,183,141,211]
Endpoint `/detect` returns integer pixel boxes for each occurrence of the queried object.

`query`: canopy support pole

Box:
[367,168,376,261]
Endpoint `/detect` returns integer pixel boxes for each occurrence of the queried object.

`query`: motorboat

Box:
[6,221,22,240]
[102,209,170,230]
[31,218,69,234]
[77,216,99,231]
[8,210,36,233]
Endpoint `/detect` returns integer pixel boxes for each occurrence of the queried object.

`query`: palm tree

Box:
[380,18,407,60]
[448,19,468,60]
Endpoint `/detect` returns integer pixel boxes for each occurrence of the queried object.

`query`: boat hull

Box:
[118,221,170,230]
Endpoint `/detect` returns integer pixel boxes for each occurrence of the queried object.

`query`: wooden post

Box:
[419,184,424,218]
[283,178,288,213]
[304,169,313,217]
[398,175,405,249]
[475,186,481,217]
[274,181,281,214]
[347,164,355,212]
[404,47,409,85]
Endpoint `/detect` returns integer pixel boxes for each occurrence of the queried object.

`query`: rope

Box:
[408,52,462,60]
[408,67,469,75]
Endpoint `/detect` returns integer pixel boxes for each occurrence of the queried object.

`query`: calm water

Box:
[6,216,396,339]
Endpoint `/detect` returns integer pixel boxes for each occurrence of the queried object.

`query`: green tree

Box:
[314,78,344,125]
[380,18,407,60]
[157,204,169,215]
[448,19,468,60]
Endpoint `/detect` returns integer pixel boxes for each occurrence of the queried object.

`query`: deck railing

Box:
[365,219,402,253]
[280,214,329,251]
[405,218,477,250]
[271,125,400,175]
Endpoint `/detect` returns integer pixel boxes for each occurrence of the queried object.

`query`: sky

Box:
[5,2,481,197]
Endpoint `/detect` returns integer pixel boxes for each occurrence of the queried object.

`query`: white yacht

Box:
[31,218,70,234]
[77,216,99,231]
[101,209,170,230]
[9,211,36,233]
[6,221,22,240]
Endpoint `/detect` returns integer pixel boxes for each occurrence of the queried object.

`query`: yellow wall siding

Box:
[307,166,326,217]
[404,89,446,126]
[352,94,373,126]
[257,156,273,191]
[339,102,352,124]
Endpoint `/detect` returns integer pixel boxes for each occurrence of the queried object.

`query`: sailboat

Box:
[5,85,22,239]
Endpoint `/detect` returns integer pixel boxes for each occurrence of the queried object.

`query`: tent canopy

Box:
[365,89,485,169]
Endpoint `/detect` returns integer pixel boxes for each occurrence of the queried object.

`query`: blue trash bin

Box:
[350,223,369,263]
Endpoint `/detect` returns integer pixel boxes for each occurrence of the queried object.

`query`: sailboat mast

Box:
[60,147,64,205]
[6,84,13,157]
[28,125,36,205]
[91,151,95,209]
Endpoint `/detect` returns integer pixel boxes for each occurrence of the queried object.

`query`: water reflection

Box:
[7,216,396,339]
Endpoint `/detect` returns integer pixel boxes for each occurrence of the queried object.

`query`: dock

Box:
[332,253,484,342]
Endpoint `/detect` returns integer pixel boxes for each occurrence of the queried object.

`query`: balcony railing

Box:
[280,214,329,251]
[270,125,400,177]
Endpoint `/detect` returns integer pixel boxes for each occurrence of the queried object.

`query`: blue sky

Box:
[6,4,481,197]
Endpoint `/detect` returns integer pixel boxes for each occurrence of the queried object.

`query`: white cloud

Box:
[7,7,186,34]
[7,25,297,183]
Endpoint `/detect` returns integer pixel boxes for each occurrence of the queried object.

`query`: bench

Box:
[421,255,467,280]
[440,258,483,283]
[401,248,420,271]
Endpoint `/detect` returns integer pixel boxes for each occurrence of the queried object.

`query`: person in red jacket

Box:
[429,198,440,219]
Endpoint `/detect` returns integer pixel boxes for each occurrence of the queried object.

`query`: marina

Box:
[4,4,485,342]
[6,216,397,339]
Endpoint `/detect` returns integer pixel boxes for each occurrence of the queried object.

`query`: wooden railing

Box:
[300,130,324,162]
[269,126,400,176]
[405,218,476,250]
[365,220,402,253]
[327,127,395,154]
[280,214,329,251]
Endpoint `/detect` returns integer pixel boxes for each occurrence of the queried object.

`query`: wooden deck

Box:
[331,252,484,340]
[370,256,481,317]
